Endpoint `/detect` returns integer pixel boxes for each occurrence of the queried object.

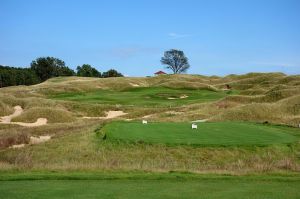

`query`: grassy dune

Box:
[0,73,299,175]
[11,107,76,123]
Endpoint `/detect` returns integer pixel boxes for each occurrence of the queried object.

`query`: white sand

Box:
[165,111,184,115]
[180,95,188,99]
[0,106,23,123]
[0,106,48,127]
[142,114,154,119]
[9,144,25,149]
[83,111,128,119]
[168,95,189,100]
[29,135,51,145]
[8,135,51,149]
[191,119,208,123]
[104,111,128,119]
[129,83,140,87]
[12,118,48,127]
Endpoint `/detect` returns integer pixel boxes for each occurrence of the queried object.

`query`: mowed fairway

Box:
[51,87,228,106]
[104,122,297,146]
[0,176,299,199]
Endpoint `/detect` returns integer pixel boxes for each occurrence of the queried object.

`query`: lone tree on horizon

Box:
[161,49,190,74]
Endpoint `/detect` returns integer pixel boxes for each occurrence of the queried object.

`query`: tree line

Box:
[0,57,123,87]
[1,49,191,87]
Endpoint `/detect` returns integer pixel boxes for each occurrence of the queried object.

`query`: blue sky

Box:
[0,0,299,76]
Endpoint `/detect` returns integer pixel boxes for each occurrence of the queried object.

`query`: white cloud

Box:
[168,32,191,39]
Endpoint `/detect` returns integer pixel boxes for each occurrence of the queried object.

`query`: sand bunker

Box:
[104,111,128,119]
[0,106,48,127]
[0,106,23,123]
[180,95,188,99]
[29,135,51,145]
[191,119,208,123]
[168,95,189,100]
[9,135,51,149]
[142,114,156,119]
[165,111,184,115]
[83,111,128,120]
[9,144,25,149]
[129,83,140,87]
[12,118,48,127]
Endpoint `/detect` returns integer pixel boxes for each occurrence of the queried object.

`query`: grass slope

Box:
[50,87,229,107]
[0,173,299,199]
[104,122,297,146]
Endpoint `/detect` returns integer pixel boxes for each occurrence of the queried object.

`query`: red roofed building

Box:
[154,71,167,76]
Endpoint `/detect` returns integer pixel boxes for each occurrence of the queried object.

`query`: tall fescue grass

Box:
[0,127,299,173]
[213,107,299,127]
[238,88,267,95]
[0,100,13,116]
[0,130,29,149]
[0,120,98,149]
[11,107,76,123]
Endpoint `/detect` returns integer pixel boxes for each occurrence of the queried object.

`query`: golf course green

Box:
[103,122,297,146]
[51,87,229,106]
[0,172,299,199]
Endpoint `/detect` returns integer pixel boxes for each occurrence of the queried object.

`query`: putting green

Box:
[50,87,229,107]
[103,122,298,146]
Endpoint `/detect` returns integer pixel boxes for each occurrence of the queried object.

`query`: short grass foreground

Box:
[51,87,229,106]
[103,122,298,146]
[0,173,299,199]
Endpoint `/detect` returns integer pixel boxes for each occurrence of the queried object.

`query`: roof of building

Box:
[154,70,167,75]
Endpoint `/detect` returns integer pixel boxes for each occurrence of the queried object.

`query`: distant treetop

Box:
[30,57,75,81]
[161,49,190,74]
[77,64,101,77]
[102,69,123,78]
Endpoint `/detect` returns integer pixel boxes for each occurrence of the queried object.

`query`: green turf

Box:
[0,173,299,199]
[50,87,228,106]
[103,122,298,146]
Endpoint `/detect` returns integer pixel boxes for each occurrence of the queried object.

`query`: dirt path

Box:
[0,106,48,127]
[83,111,128,119]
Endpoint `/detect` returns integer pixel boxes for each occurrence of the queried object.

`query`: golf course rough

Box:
[103,121,298,146]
